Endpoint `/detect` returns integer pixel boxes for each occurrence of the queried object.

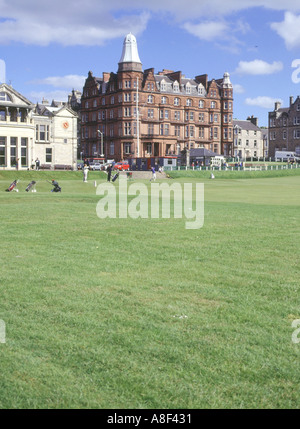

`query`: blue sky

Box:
[1,0,300,126]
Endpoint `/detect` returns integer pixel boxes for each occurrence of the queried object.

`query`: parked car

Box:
[77,162,84,170]
[114,161,130,171]
[90,162,102,171]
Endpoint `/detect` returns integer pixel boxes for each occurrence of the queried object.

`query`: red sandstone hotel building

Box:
[80,33,234,162]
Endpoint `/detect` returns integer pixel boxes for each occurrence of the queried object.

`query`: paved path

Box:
[119,171,168,180]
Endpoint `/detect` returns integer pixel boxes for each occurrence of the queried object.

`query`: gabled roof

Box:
[0,83,35,108]
[277,108,289,115]
[189,148,220,157]
[233,119,261,132]
[34,103,77,117]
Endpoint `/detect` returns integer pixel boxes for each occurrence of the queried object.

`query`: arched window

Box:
[148,95,153,103]
[0,92,12,102]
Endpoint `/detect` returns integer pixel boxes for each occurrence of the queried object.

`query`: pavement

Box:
[119,170,168,180]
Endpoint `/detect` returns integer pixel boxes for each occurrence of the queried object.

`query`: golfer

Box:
[107,164,112,182]
[83,164,88,182]
[150,166,156,181]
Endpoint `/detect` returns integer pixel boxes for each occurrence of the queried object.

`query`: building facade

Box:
[268,96,300,158]
[0,83,78,170]
[0,83,35,169]
[80,33,234,162]
[33,100,78,169]
[233,116,268,159]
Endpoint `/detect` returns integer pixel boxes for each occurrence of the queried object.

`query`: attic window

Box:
[173,82,179,92]
[0,92,12,102]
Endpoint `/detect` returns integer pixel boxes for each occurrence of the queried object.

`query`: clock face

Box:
[62,121,69,129]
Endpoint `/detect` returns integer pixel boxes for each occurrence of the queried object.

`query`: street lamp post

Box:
[136,77,140,158]
[97,130,104,157]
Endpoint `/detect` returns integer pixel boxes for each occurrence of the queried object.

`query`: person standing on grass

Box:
[35,158,40,170]
[83,164,88,182]
[150,165,156,181]
[107,164,112,182]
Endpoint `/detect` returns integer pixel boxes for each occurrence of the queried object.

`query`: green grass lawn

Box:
[0,172,300,408]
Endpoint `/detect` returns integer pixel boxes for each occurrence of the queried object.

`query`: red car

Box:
[114,161,130,171]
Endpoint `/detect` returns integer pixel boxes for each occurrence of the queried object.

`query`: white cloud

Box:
[235,59,283,75]
[245,96,283,109]
[142,0,300,19]
[182,17,250,52]
[233,84,245,94]
[0,59,6,83]
[183,21,228,41]
[27,75,87,102]
[30,75,86,89]
[28,90,71,104]
[271,12,300,49]
[0,5,150,46]
[0,1,300,46]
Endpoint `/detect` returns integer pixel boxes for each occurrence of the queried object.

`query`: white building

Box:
[33,100,78,170]
[233,117,268,159]
[0,83,78,170]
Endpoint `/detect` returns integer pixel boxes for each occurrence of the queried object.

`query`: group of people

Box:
[81,162,163,182]
[234,161,243,168]
[191,161,204,169]
[14,157,40,171]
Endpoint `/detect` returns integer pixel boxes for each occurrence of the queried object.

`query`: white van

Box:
[275,151,300,161]
[210,156,226,167]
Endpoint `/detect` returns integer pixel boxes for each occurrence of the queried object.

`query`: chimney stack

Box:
[247,115,258,127]
[275,101,281,111]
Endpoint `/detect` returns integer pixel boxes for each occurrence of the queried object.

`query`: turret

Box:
[222,72,232,89]
[118,33,142,72]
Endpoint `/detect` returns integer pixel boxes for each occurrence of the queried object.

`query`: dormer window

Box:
[160,80,166,91]
[186,83,191,94]
[173,81,179,92]
[198,84,204,95]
